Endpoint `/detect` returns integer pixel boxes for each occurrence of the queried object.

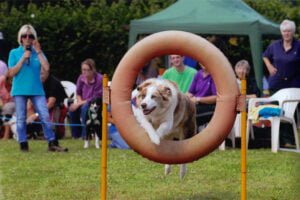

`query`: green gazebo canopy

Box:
[129,0,280,90]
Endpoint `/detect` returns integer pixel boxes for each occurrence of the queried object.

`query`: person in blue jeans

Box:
[68,58,103,139]
[8,24,67,152]
[107,105,130,149]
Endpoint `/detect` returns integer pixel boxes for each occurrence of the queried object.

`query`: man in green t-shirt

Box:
[162,55,197,93]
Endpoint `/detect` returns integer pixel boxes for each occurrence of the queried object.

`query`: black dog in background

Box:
[84,97,102,148]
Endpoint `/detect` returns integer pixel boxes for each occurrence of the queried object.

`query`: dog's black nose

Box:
[141,103,147,109]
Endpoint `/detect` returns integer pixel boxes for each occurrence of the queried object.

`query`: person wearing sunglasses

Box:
[7,24,68,152]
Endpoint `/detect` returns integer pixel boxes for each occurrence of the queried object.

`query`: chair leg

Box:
[271,118,280,153]
[246,120,251,149]
[230,130,236,148]
[292,120,300,151]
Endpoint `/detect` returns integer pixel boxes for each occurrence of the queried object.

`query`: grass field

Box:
[0,138,299,200]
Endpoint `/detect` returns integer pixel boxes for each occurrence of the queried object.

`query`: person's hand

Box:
[69,103,81,112]
[32,40,42,53]
[189,96,199,104]
[23,48,31,59]
[268,65,277,76]
[26,113,39,124]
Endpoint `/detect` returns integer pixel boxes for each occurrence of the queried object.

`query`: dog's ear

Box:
[137,81,152,91]
[163,86,172,96]
[158,86,172,101]
[167,80,179,90]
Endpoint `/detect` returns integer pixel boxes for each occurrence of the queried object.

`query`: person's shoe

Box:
[20,142,29,152]
[48,140,68,152]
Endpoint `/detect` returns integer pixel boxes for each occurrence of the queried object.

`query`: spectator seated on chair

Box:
[186,64,216,129]
[108,106,130,149]
[0,62,15,140]
[69,58,103,139]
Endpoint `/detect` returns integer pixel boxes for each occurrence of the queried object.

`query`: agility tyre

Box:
[111,31,239,164]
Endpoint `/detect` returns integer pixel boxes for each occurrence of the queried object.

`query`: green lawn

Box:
[0,139,299,200]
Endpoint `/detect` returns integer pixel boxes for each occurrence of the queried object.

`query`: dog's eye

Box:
[138,94,145,99]
[151,95,156,99]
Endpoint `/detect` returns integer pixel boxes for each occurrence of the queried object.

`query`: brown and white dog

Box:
[132,78,197,179]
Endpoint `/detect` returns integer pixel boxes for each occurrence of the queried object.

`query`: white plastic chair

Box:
[246,88,300,153]
[61,81,77,107]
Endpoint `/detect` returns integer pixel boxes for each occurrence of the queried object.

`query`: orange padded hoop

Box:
[111,31,239,164]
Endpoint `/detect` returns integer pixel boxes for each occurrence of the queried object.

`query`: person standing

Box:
[263,19,300,147]
[162,55,197,93]
[7,24,67,152]
[263,19,300,94]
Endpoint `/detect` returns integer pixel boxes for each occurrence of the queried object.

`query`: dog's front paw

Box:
[156,129,168,140]
[84,140,89,149]
[148,133,160,145]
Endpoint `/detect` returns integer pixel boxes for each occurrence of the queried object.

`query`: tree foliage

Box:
[0,0,175,81]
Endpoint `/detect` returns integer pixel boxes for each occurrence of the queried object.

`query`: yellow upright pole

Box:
[101,74,109,200]
[241,78,247,200]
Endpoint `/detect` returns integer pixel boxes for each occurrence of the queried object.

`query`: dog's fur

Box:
[0,114,17,140]
[84,97,102,149]
[132,78,197,179]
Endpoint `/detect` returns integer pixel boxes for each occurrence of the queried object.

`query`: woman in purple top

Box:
[187,65,217,127]
[69,58,103,138]
[263,19,300,94]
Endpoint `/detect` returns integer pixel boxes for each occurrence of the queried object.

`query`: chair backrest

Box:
[61,81,76,98]
[270,88,300,118]
[60,81,77,107]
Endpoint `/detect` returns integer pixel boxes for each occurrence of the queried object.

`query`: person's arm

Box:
[33,40,50,72]
[263,57,277,76]
[186,92,194,98]
[196,95,217,104]
[47,97,56,109]
[8,50,30,77]
[69,94,87,112]
[108,111,114,124]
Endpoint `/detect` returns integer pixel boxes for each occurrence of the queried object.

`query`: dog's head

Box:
[89,97,102,113]
[136,79,174,116]
[0,114,12,126]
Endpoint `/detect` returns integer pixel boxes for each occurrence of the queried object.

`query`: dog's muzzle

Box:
[142,106,156,115]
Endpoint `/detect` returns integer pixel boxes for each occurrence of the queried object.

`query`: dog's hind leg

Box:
[164,164,171,176]
[179,164,187,180]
